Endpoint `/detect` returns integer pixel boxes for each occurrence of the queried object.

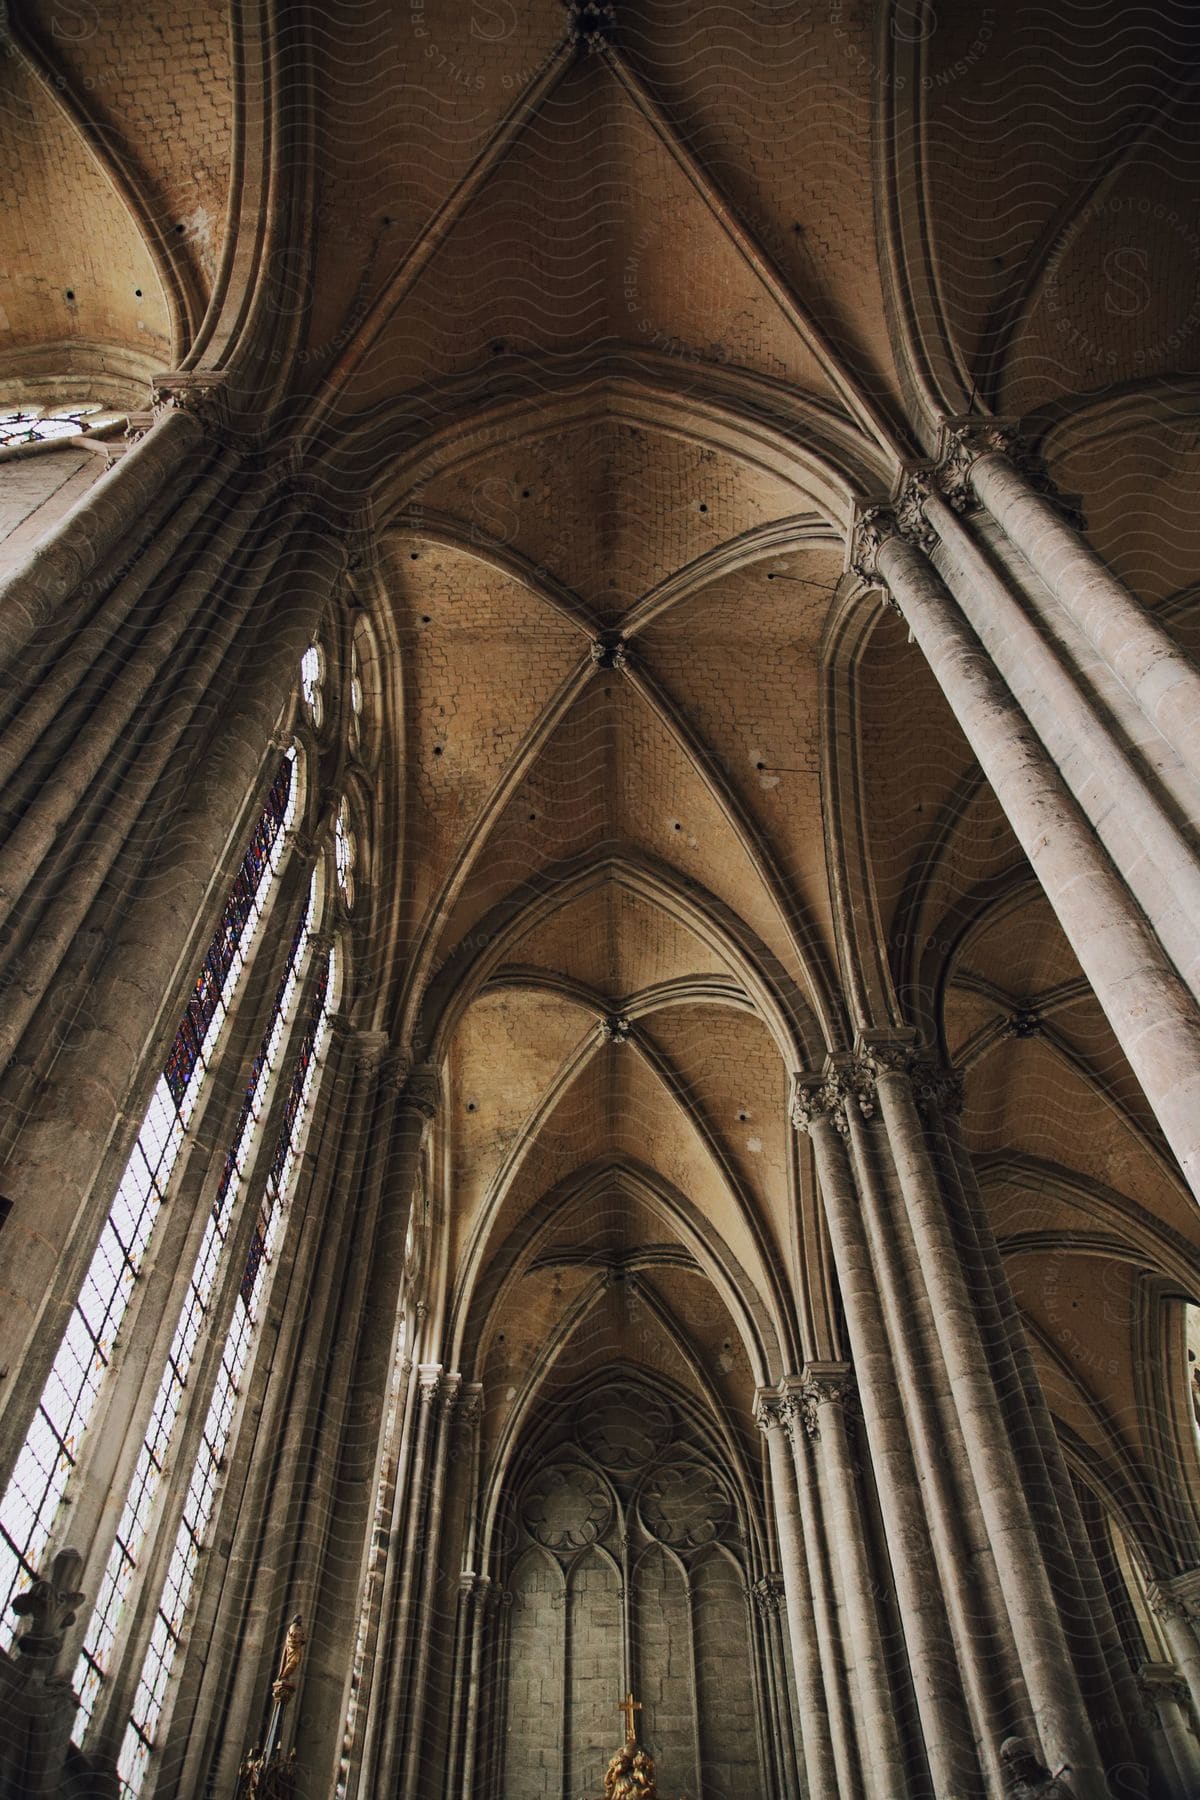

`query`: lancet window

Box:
[114,895,335,1796]
[0,754,296,1639]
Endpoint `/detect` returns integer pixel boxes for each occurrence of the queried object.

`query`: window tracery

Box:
[0,754,296,1642]
[300,642,325,730]
[115,904,335,1796]
[0,405,120,447]
[335,796,358,911]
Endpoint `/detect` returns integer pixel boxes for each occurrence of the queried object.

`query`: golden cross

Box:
[617,1692,642,1741]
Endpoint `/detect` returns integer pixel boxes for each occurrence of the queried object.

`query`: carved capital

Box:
[397,1062,439,1119]
[789,1073,847,1137]
[933,421,1024,511]
[894,470,938,554]
[753,1388,790,1438]
[934,418,1083,523]
[1137,1661,1192,1715]
[439,1372,464,1421]
[151,374,230,437]
[417,1364,443,1409]
[849,504,904,587]
[349,1029,392,1075]
[456,1383,485,1429]
[1148,1568,1200,1622]
[11,1548,85,1661]
[749,1573,786,1618]
[801,1362,858,1419]
[908,1057,966,1121]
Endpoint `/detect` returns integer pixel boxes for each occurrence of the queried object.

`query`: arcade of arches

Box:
[0,4,1199,1797]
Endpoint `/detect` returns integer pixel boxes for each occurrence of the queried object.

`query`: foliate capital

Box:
[417,1364,443,1409]
[749,1573,786,1618]
[933,417,1080,520]
[456,1382,485,1429]
[753,1387,790,1437]
[1148,1568,1200,1622]
[894,470,938,553]
[849,504,903,587]
[397,1062,440,1119]
[151,373,230,437]
[909,1060,965,1121]
[799,1363,859,1438]
[789,1073,847,1137]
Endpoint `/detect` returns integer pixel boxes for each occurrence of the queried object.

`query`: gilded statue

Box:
[271,1614,306,1703]
[603,1742,657,1799]
[603,1695,657,1799]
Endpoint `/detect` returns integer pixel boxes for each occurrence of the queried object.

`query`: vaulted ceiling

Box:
[5,0,1199,1543]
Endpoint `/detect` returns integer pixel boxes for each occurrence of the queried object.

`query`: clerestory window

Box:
[0,754,296,1640]
[112,893,334,1796]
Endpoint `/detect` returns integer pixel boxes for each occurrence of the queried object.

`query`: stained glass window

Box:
[0,405,120,447]
[113,900,334,1797]
[300,643,324,729]
[75,885,313,1738]
[0,755,295,1644]
[335,797,357,910]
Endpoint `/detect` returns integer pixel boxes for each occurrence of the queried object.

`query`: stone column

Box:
[918,479,1200,1000]
[791,1078,976,1796]
[855,1038,1109,1793]
[947,425,1200,788]
[932,1094,1149,1782]
[452,1574,493,1800]
[754,1390,837,1799]
[0,1548,116,1800]
[0,444,238,804]
[1136,1663,1200,1798]
[0,522,350,1483]
[796,1365,908,1797]
[400,1372,462,1798]
[749,1574,800,1800]
[853,508,1200,1198]
[369,1363,442,1792]
[0,405,205,672]
[1149,1575,1200,1724]
[782,1384,861,1796]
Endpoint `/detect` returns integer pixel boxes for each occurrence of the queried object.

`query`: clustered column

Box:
[850,433,1200,1198]
[790,1049,1155,1797]
[0,396,357,1491]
